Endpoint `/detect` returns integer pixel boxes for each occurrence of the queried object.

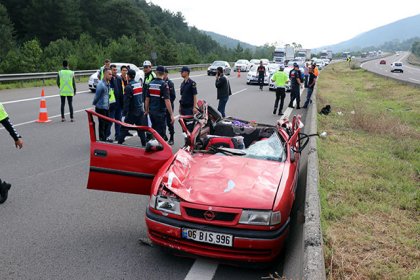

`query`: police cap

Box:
[127,69,136,79]
[180,66,190,73]
[156,65,165,73]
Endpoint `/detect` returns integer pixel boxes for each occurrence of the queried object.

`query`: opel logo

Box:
[204,210,216,221]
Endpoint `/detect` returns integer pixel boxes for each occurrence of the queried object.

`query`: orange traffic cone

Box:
[237,67,241,78]
[36,89,51,123]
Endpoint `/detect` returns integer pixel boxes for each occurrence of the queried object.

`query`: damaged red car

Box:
[86,101,309,263]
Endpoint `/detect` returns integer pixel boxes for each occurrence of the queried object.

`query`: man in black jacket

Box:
[163,68,176,145]
[106,64,124,141]
[215,67,231,117]
[0,102,23,203]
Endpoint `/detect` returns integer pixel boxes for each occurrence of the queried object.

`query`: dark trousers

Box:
[118,113,146,146]
[106,103,122,139]
[304,75,309,88]
[95,107,109,141]
[303,87,314,107]
[274,87,285,113]
[217,97,229,117]
[258,74,265,89]
[60,96,73,119]
[289,87,301,107]
[150,112,166,139]
[166,102,175,137]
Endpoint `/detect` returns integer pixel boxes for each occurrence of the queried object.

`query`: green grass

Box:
[0,76,89,90]
[317,62,420,279]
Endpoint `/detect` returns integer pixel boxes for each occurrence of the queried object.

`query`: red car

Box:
[380,60,386,64]
[86,101,310,263]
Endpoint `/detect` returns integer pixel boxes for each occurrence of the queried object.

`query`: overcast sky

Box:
[148,0,420,48]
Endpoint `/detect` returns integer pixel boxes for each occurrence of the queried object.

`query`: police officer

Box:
[179,66,198,116]
[118,69,147,146]
[271,66,289,115]
[144,66,174,138]
[57,60,76,122]
[143,60,156,102]
[163,67,176,145]
[288,63,303,109]
[0,102,23,203]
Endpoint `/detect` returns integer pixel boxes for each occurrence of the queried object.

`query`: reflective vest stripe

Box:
[133,83,142,95]
[109,88,116,103]
[59,70,74,96]
[0,103,9,121]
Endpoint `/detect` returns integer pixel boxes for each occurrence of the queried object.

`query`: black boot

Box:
[273,108,277,115]
[0,179,11,204]
[168,134,174,146]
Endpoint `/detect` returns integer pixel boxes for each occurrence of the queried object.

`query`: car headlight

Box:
[150,194,181,215]
[239,210,281,225]
[208,67,211,71]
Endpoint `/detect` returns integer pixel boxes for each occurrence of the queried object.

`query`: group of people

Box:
[270,61,318,115]
[91,59,199,146]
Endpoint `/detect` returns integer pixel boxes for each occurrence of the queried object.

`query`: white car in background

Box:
[233,59,251,72]
[249,59,261,65]
[246,64,269,85]
[88,62,144,92]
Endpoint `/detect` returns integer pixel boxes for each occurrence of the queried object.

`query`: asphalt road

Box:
[360,51,420,85]
[0,70,312,280]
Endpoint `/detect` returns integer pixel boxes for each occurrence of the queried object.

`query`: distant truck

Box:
[273,47,286,64]
[295,49,311,60]
[320,50,333,61]
[285,45,295,62]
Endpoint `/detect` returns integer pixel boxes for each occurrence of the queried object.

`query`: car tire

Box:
[90,89,96,93]
[246,81,250,85]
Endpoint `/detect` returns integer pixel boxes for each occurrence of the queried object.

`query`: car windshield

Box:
[236,60,247,64]
[394,63,402,66]
[212,61,225,67]
[244,133,286,162]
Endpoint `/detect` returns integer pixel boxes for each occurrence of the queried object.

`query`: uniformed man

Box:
[143,60,156,102]
[118,69,147,146]
[179,66,198,116]
[271,66,289,115]
[57,60,76,122]
[163,67,176,145]
[0,102,23,204]
[144,66,174,138]
[288,63,303,109]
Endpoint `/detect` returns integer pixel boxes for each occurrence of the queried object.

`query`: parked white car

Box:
[233,59,251,72]
[246,64,269,85]
[269,67,291,92]
[88,62,144,92]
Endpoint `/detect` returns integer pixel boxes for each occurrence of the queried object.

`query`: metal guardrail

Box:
[0,64,211,83]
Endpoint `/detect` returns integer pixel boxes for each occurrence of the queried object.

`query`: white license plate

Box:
[182,228,233,247]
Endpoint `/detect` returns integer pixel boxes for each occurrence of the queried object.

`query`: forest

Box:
[0,0,273,73]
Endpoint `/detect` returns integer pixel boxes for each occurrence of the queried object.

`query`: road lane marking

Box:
[409,78,420,83]
[231,88,247,96]
[2,90,90,105]
[0,107,93,129]
[184,258,218,280]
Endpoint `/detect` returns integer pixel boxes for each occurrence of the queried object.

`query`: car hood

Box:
[161,150,284,209]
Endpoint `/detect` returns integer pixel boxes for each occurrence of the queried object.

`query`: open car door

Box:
[86,110,173,195]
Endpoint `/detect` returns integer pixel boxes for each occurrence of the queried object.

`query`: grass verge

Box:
[407,53,420,67]
[317,62,420,279]
[0,76,89,91]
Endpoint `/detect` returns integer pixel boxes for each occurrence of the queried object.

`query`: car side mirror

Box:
[145,139,163,152]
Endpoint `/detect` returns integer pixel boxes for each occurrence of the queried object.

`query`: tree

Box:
[20,39,43,72]
[0,3,16,62]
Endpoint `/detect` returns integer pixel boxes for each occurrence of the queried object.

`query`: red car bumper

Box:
[145,208,289,263]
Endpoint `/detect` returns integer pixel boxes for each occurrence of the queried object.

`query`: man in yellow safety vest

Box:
[0,102,23,204]
[57,60,76,122]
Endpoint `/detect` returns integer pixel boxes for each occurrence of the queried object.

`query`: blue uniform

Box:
[179,78,197,115]
[146,78,170,138]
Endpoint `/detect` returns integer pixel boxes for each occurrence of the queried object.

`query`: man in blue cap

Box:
[288,63,303,109]
[145,66,174,138]
[179,66,198,116]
